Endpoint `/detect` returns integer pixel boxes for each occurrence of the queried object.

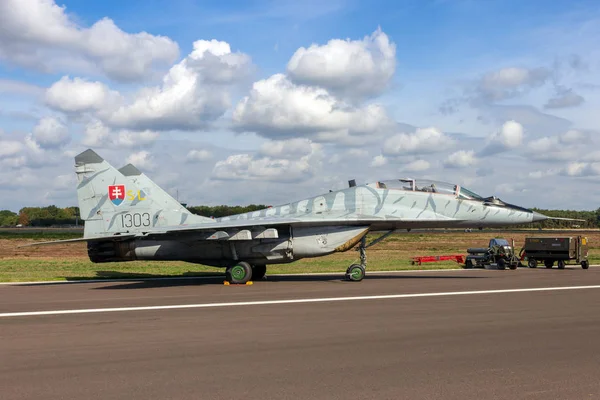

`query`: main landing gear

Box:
[345,230,395,282]
[225,262,267,284]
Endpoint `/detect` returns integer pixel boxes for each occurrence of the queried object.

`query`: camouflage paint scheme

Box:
[34,149,550,279]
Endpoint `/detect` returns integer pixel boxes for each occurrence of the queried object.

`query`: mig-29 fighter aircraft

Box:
[29,149,552,283]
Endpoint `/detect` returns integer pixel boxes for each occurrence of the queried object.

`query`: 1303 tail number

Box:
[120,213,151,228]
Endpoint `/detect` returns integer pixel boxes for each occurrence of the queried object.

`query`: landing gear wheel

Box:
[226,261,252,284]
[509,262,518,270]
[252,264,267,280]
[528,259,538,268]
[557,260,566,269]
[544,260,554,269]
[465,260,474,269]
[497,259,506,270]
[345,264,365,282]
[581,260,589,270]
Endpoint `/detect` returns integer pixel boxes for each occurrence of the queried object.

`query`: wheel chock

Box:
[223,281,254,286]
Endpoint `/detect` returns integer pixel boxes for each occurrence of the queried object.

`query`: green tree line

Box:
[515,208,600,229]
[187,204,268,219]
[1,205,599,228]
[1,206,81,227]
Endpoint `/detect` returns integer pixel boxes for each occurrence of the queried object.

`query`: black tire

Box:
[544,260,554,269]
[226,261,253,284]
[557,260,566,269]
[509,262,517,270]
[252,264,267,280]
[465,260,474,269]
[345,264,365,282]
[581,260,589,270]
[528,259,538,268]
[497,258,506,270]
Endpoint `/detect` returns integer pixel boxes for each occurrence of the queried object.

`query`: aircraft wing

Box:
[20,214,460,246]
[131,213,462,239]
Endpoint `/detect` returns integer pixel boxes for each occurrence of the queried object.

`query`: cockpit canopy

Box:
[367,179,484,201]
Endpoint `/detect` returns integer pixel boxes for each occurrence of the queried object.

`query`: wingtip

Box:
[75,149,104,165]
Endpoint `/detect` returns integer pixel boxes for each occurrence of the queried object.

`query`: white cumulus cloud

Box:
[404,159,430,172]
[527,129,589,161]
[259,138,316,159]
[107,39,252,131]
[561,130,587,143]
[31,116,70,148]
[126,151,155,171]
[444,150,477,168]
[45,76,121,113]
[82,121,111,147]
[287,28,396,99]
[0,0,179,81]
[233,74,392,145]
[186,39,253,84]
[114,130,159,148]
[370,155,387,167]
[382,127,453,156]
[527,169,558,179]
[81,121,158,148]
[561,162,600,177]
[480,120,523,155]
[0,140,24,157]
[212,142,323,183]
[212,154,314,183]
[186,149,213,163]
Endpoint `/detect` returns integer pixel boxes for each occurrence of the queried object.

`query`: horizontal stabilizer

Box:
[17,235,136,248]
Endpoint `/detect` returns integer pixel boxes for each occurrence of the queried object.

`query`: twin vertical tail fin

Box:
[75,149,212,239]
[117,162,214,225]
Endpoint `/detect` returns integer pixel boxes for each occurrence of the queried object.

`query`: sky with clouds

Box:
[1,0,599,212]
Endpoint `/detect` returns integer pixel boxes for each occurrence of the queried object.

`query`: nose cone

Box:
[532,211,548,223]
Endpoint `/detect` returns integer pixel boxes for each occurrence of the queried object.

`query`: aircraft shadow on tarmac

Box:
[82,271,486,290]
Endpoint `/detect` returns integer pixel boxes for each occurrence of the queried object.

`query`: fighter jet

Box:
[29,149,552,283]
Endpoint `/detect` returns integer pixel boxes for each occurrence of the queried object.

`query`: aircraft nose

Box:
[532,211,548,222]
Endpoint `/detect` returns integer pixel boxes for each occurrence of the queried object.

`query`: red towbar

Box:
[411,254,465,266]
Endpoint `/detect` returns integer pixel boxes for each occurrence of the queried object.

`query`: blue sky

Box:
[1,0,599,212]
[6,0,597,82]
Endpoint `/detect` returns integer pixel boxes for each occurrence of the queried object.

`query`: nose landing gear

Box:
[346,264,366,281]
[345,235,368,281]
[345,230,394,282]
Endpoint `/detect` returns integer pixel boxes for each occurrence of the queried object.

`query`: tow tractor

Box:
[465,238,520,270]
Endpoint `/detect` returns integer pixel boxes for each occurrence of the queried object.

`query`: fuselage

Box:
[86,179,542,267]
[218,179,539,230]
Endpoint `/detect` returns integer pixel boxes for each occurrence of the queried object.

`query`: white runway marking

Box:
[2,285,600,318]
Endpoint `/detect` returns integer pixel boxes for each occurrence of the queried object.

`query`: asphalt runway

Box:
[2,268,600,400]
